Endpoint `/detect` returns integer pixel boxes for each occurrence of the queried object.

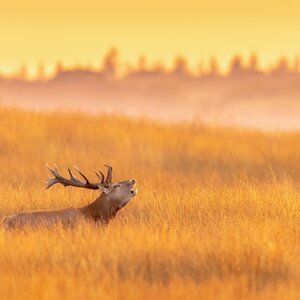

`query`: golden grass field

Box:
[1,107,300,299]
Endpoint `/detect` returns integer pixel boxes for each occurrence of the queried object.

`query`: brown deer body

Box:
[3,165,137,229]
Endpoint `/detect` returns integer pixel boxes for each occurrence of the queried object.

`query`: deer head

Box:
[46,164,137,214]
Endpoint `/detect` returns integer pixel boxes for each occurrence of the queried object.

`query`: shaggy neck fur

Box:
[80,193,120,223]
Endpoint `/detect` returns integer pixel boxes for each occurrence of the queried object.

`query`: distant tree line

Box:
[7,48,300,81]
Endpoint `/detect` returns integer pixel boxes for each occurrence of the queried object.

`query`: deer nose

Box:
[131,179,137,185]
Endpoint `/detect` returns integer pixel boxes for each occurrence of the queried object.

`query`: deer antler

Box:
[45,164,112,190]
[104,165,113,183]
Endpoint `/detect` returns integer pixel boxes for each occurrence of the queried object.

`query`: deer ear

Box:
[98,185,109,194]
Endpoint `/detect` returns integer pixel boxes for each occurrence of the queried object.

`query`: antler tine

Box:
[67,167,75,179]
[45,164,62,189]
[99,169,105,183]
[73,165,90,184]
[104,165,113,183]
[46,163,60,178]
[94,169,105,184]
[67,167,82,184]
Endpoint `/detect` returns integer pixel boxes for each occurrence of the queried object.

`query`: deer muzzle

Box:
[130,179,138,195]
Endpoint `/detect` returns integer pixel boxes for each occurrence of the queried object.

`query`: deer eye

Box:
[113,184,120,189]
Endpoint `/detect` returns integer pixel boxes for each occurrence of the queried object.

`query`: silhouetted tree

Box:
[272,56,289,75]
[229,55,245,76]
[102,48,118,79]
[55,61,64,75]
[208,57,219,76]
[173,55,189,76]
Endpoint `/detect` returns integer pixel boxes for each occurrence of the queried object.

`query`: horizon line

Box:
[1,49,299,80]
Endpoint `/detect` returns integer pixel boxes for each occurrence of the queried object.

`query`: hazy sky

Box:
[1,0,299,76]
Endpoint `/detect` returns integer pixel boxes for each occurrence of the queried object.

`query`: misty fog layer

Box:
[1,67,300,130]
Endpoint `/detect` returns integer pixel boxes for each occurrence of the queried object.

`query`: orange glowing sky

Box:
[1,0,300,76]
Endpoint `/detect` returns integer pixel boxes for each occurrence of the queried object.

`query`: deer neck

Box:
[80,193,119,223]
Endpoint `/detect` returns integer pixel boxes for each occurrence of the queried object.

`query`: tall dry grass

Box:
[0,107,300,299]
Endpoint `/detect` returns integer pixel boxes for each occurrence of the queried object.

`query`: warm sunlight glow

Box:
[1,2,300,298]
[1,0,300,75]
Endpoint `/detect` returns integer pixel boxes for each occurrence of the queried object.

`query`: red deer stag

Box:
[3,165,137,229]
